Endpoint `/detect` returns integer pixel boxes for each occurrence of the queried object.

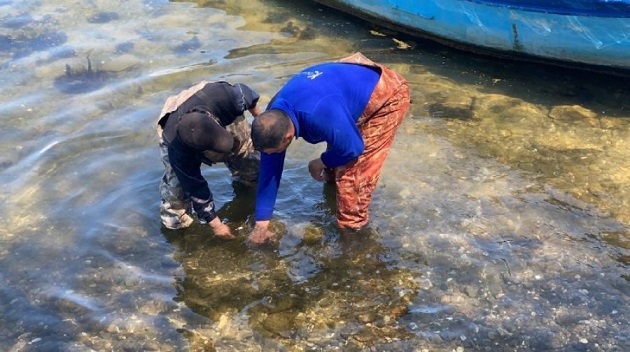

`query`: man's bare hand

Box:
[209,217,235,240]
[249,105,262,117]
[247,221,276,246]
[308,158,328,182]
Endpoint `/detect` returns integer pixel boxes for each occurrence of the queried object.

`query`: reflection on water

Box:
[166,224,419,350]
[0,0,628,350]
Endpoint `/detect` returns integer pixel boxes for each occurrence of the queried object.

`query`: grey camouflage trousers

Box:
[158,115,259,229]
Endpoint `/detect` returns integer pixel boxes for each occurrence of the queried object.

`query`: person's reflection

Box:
[161,181,265,336]
[162,180,256,243]
[216,180,257,229]
[162,180,417,348]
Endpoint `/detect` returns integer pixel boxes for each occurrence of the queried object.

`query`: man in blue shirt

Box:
[248,53,410,245]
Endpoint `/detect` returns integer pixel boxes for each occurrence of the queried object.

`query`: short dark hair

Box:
[251,109,291,150]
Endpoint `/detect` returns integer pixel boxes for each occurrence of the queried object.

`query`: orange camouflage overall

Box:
[334,53,411,229]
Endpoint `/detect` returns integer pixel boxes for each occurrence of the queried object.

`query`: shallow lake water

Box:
[1,0,629,351]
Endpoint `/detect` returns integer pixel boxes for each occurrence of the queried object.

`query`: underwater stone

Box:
[54,57,109,94]
[173,36,201,54]
[1,13,34,28]
[87,12,120,24]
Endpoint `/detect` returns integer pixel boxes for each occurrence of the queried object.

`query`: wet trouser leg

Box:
[159,138,194,229]
[335,72,411,230]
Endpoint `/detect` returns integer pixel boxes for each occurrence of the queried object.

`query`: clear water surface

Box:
[0,0,628,351]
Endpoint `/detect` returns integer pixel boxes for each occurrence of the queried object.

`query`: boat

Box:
[314,0,630,73]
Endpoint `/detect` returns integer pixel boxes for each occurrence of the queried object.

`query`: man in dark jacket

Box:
[157,81,261,238]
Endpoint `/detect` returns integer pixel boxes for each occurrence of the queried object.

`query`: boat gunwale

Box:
[314,0,630,76]
[468,0,630,18]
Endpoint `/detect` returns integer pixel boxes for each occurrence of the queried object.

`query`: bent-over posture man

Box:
[157,81,261,238]
[249,52,410,245]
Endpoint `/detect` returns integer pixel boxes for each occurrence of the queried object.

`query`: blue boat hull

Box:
[315,0,630,71]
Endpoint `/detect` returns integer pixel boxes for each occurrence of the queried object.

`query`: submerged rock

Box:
[172,35,201,55]
[87,12,120,24]
[1,12,34,29]
[53,57,110,94]
[0,31,67,59]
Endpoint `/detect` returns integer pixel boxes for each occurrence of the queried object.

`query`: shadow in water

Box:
[162,181,421,350]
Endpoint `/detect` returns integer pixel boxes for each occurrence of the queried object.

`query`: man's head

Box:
[251,109,294,153]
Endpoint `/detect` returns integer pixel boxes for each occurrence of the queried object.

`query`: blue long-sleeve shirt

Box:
[255,62,380,221]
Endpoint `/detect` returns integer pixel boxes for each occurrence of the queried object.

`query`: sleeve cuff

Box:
[255,207,274,221]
